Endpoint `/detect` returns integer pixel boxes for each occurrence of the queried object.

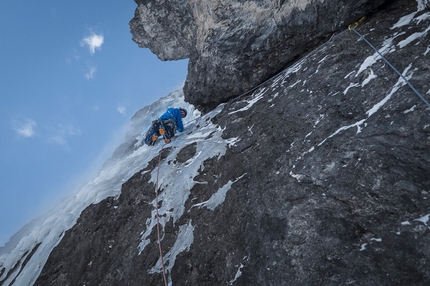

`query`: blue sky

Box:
[0,1,188,246]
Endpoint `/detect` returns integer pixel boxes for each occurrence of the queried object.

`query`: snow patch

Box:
[318,119,366,147]
[230,263,245,285]
[290,80,302,88]
[361,69,377,87]
[416,0,430,11]
[391,12,418,29]
[356,36,400,76]
[343,83,360,95]
[191,174,246,211]
[414,214,430,228]
[148,220,194,279]
[315,65,411,149]
[415,11,430,24]
[138,104,235,256]
[344,71,355,79]
[318,55,329,64]
[398,24,430,48]
[229,88,266,114]
[403,105,417,113]
[366,64,412,117]
[314,114,324,127]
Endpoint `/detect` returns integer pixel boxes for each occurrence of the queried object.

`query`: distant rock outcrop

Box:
[130,0,390,112]
[31,0,430,285]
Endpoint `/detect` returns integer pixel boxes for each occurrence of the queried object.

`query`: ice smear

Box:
[356,36,399,76]
[344,71,355,79]
[148,220,194,279]
[230,56,304,116]
[137,102,232,250]
[229,88,266,114]
[289,80,302,88]
[414,214,430,228]
[416,0,430,11]
[318,55,328,64]
[391,12,418,29]
[343,83,360,95]
[366,64,412,117]
[314,114,324,127]
[359,238,381,251]
[230,263,245,285]
[415,12,430,24]
[398,24,430,48]
[317,65,411,148]
[403,105,416,113]
[191,174,246,211]
[317,119,366,147]
[268,60,303,91]
[361,69,377,87]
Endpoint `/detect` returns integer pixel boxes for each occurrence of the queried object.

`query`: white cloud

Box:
[85,66,96,80]
[80,33,104,55]
[117,105,126,115]
[12,119,37,138]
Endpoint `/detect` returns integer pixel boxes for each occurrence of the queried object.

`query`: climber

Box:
[144,107,187,146]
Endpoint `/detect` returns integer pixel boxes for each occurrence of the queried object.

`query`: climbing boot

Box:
[159,126,165,136]
[164,138,171,144]
[151,134,158,145]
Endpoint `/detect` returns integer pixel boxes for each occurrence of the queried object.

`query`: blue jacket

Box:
[158,108,184,132]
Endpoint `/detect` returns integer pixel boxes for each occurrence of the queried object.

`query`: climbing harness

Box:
[348,17,430,109]
[155,145,168,286]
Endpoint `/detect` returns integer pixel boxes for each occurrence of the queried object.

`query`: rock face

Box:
[130,0,390,112]
[30,1,430,285]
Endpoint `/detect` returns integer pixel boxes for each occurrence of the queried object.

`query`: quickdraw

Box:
[348,16,366,31]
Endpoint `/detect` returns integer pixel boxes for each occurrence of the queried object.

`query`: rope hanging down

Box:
[155,146,168,286]
[349,18,430,109]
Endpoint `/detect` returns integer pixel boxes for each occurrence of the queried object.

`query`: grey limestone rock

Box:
[130,0,390,112]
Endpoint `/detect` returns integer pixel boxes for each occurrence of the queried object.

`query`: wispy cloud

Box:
[85,65,97,80]
[117,105,126,115]
[48,124,81,149]
[65,48,80,65]
[80,32,104,55]
[12,118,37,138]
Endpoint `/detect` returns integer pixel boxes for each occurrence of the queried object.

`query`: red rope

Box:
[155,146,168,286]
